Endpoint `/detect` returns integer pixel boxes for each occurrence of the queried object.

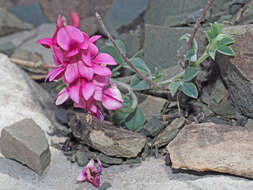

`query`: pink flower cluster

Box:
[38,13,123,119]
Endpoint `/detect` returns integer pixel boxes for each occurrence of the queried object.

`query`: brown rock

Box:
[167,122,253,179]
[0,119,51,175]
[216,24,253,118]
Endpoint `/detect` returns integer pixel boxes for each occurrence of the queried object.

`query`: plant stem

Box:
[96,12,165,90]
[187,0,215,51]
[193,52,209,66]
[10,58,55,70]
[157,71,185,85]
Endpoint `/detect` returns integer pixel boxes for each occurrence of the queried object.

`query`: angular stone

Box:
[75,150,89,167]
[0,119,50,175]
[0,8,32,36]
[138,116,165,137]
[99,153,124,165]
[103,0,148,34]
[0,41,15,56]
[80,16,99,36]
[138,94,167,121]
[68,111,147,158]
[216,24,253,118]
[153,117,185,148]
[167,122,253,179]
[245,119,253,130]
[143,25,205,71]
[8,3,48,27]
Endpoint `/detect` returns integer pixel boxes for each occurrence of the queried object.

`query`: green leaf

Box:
[131,75,150,91]
[169,82,181,97]
[183,66,200,81]
[209,49,216,60]
[125,107,145,131]
[217,36,234,47]
[217,46,234,56]
[210,23,221,38]
[100,40,126,65]
[180,33,191,40]
[35,60,43,68]
[182,82,198,99]
[130,58,151,75]
[112,111,130,125]
[185,49,197,62]
[117,96,134,113]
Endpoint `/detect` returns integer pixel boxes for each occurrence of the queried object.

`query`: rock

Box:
[153,117,185,148]
[0,41,15,56]
[80,16,99,36]
[103,0,148,35]
[99,153,124,165]
[124,157,142,165]
[0,119,50,175]
[55,108,68,126]
[99,182,112,190]
[68,111,147,158]
[143,25,205,71]
[216,24,253,118]
[145,0,207,26]
[75,150,89,167]
[138,94,167,120]
[0,8,32,36]
[245,119,253,130]
[137,116,165,137]
[205,116,232,125]
[7,3,48,27]
[209,99,237,119]
[167,122,253,179]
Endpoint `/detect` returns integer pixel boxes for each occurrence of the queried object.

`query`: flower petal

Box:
[67,48,79,57]
[52,46,64,65]
[45,67,65,82]
[102,95,122,110]
[94,87,102,101]
[89,43,98,57]
[93,75,109,87]
[71,12,80,28]
[82,53,92,66]
[87,99,98,114]
[89,35,101,43]
[103,85,123,102]
[68,80,81,103]
[65,63,79,83]
[37,38,52,48]
[76,172,87,182]
[55,88,69,105]
[57,14,64,28]
[93,64,112,76]
[96,158,102,174]
[82,82,95,101]
[78,61,93,80]
[87,159,95,169]
[93,53,117,65]
[90,175,100,187]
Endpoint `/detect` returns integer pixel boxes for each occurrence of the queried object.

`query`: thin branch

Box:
[10,58,56,70]
[187,0,215,51]
[96,12,165,90]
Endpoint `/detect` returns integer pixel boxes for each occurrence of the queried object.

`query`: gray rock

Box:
[7,3,48,27]
[138,94,167,120]
[55,108,68,126]
[80,16,99,36]
[99,153,124,165]
[245,119,253,130]
[138,116,165,137]
[0,8,32,36]
[0,41,15,56]
[124,157,142,165]
[153,117,185,148]
[0,119,50,175]
[98,182,112,190]
[143,25,205,71]
[167,122,253,179]
[103,0,148,35]
[75,150,89,167]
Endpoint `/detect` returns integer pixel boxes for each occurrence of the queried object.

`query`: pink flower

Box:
[76,158,102,187]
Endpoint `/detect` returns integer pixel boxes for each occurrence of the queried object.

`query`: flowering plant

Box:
[38,13,123,119]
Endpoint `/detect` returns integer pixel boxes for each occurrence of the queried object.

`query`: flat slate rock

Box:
[0,118,50,175]
[167,122,253,179]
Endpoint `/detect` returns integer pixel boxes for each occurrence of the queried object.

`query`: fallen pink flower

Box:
[76,158,102,187]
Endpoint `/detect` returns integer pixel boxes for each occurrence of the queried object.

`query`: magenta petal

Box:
[37,38,52,48]
[76,172,87,182]
[55,88,69,105]
[46,67,65,82]
[65,25,84,43]
[102,95,122,110]
[82,82,95,101]
[91,175,100,187]
[57,14,63,28]
[52,46,64,65]
[94,87,103,101]
[89,43,98,57]
[93,64,112,76]
[93,53,117,65]
[103,85,123,102]
[87,100,98,113]
[93,75,110,87]
[71,12,80,28]
[68,80,81,103]
[57,27,71,50]
[65,63,78,83]
[67,48,79,57]
[78,62,94,80]
[89,35,102,43]
[80,42,89,50]
[96,158,102,174]
[82,53,92,66]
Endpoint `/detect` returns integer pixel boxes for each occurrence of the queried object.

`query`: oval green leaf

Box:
[169,82,181,97]
[125,107,145,131]
[182,82,198,99]
[183,67,200,81]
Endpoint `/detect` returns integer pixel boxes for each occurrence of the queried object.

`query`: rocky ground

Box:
[0,0,253,189]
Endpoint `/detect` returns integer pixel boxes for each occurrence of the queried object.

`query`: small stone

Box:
[0,42,15,56]
[138,94,167,120]
[55,108,68,126]
[124,157,142,165]
[245,119,253,130]
[0,8,32,36]
[0,119,51,175]
[153,117,185,148]
[7,3,48,27]
[75,150,89,167]
[137,116,165,137]
[167,122,253,179]
[99,153,124,165]
[98,182,112,190]
[80,16,99,36]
